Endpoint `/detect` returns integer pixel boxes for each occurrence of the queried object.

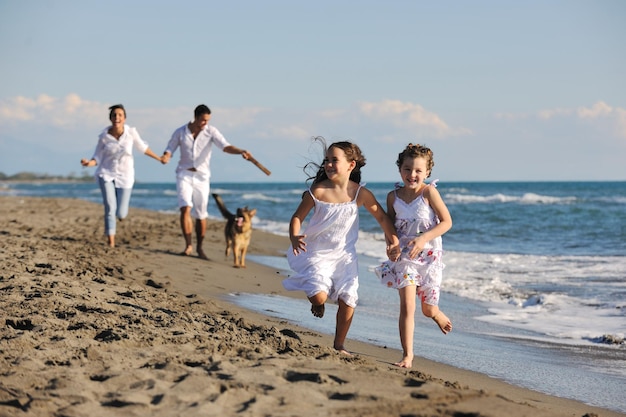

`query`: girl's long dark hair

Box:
[304,136,366,185]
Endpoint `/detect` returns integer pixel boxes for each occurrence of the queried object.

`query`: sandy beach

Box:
[0,196,622,417]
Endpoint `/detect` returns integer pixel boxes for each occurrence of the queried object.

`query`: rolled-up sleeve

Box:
[165,126,183,156]
[131,128,149,154]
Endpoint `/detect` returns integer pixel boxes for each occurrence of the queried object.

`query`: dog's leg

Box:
[239,242,248,268]
[225,237,231,257]
[232,241,241,268]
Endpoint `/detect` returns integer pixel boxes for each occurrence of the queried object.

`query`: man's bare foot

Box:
[311,303,325,318]
[180,245,193,256]
[432,312,452,334]
[197,248,209,260]
[393,355,414,368]
[333,345,352,356]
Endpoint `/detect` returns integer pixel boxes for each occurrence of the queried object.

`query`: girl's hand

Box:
[407,237,426,259]
[290,234,307,255]
[386,244,400,261]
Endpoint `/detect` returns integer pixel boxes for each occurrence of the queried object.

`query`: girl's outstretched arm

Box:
[289,191,315,255]
[359,188,400,261]
[386,190,396,223]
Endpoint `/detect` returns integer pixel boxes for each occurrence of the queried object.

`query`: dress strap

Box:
[354,184,364,201]
[393,182,402,198]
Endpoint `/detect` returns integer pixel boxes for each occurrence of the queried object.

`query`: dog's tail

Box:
[212,193,233,219]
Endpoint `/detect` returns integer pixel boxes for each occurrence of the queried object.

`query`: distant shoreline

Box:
[0,172,93,183]
[1,175,624,185]
[0,179,93,184]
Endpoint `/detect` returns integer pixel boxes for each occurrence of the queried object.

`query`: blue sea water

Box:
[2,180,625,413]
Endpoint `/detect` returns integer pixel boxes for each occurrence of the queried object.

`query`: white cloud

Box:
[1,94,622,181]
[499,101,626,139]
[574,101,626,139]
[0,94,106,129]
[213,107,269,129]
[577,101,613,119]
[537,108,573,120]
[495,112,529,121]
[260,125,311,140]
[357,99,471,137]
[1,94,473,142]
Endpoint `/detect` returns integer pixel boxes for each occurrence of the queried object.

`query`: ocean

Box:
[2,180,625,413]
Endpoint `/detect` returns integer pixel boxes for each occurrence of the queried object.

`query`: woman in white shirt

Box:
[81,104,162,247]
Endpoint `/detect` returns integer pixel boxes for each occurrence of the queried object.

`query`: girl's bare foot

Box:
[107,235,115,248]
[334,345,352,356]
[394,355,413,368]
[311,303,325,318]
[180,245,193,256]
[432,312,452,334]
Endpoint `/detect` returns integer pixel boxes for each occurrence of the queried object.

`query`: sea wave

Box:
[444,192,578,205]
[241,192,285,203]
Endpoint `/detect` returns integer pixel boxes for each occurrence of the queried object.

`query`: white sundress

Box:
[375,182,445,305]
[283,186,362,308]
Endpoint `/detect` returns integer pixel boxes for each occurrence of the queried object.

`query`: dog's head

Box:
[234,207,257,232]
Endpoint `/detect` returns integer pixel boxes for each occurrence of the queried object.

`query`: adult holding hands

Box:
[161,104,257,260]
[81,104,163,247]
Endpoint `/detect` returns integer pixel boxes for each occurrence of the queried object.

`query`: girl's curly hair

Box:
[396,143,434,177]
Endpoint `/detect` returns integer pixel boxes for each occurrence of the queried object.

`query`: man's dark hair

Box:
[194,104,211,119]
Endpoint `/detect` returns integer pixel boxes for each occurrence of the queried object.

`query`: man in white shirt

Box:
[161,104,253,260]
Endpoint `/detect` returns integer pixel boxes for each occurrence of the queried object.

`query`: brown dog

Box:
[212,193,257,268]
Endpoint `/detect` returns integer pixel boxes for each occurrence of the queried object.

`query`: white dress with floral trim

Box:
[375,181,445,305]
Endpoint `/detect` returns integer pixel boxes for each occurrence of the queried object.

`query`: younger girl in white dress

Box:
[376,143,453,368]
[284,138,399,355]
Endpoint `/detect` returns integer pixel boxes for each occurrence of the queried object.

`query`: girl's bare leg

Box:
[308,292,328,318]
[396,285,416,368]
[422,304,452,334]
[334,299,354,355]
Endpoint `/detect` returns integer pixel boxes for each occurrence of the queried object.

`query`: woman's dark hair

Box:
[194,104,211,119]
[304,136,366,185]
[396,143,434,177]
[108,104,126,119]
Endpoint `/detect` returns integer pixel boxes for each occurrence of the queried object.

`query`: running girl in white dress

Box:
[376,143,453,368]
[284,138,399,355]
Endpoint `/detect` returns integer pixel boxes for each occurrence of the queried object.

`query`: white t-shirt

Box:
[165,124,231,177]
[91,124,149,188]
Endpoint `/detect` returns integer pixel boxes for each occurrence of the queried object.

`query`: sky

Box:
[1,0,625,183]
